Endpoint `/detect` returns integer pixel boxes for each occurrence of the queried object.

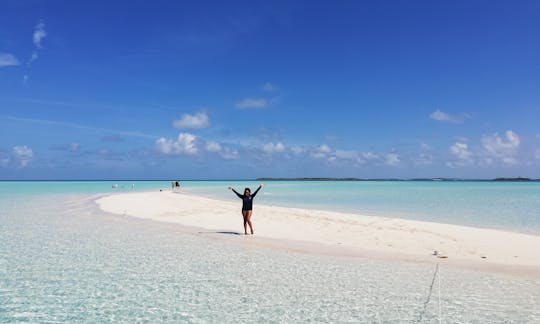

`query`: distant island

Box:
[493,177,532,181]
[256,177,538,182]
[256,177,363,181]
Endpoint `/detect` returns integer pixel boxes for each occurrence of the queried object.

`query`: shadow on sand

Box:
[199,231,243,236]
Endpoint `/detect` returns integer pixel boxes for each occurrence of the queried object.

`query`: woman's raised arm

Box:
[229,187,243,198]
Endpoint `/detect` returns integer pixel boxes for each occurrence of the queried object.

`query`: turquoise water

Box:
[1,192,539,322]
[2,180,539,233]
[186,180,540,234]
[0,181,169,197]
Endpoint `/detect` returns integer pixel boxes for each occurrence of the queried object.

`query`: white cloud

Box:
[362,152,379,160]
[429,109,468,123]
[481,130,520,165]
[33,21,47,48]
[261,82,277,92]
[333,149,368,165]
[447,130,522,167]
[307,144,388,166]
[0,53,19,67]
[13,145,33,168]
[205,140,221,152]
[205,140,239,159]
[318,144,331,153]
[450,142,472,159]
[290,146,305,155]
[301,143,405,167]
[263,142,285,154]
[310,144,331,159]
[310,152,326,159]
[173,111,210,129]
[235,98,269,109]
[334,149,357,160]
[384,153,400,166]
[430,110,451,121]
[155,133,198,155]
[448,142,474,167]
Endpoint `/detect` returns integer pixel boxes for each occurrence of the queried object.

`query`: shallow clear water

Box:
[1,191,539,322]
[185,180,540,234]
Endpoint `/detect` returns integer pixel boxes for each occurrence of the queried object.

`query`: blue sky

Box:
[1,0,539,179]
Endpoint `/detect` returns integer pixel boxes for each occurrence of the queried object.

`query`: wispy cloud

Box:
[24,20,47,83]
[0,53,19,67]
[50,142,81,152]
[1,115,158,139]
[33,21,47,48]
[101,135,125,143]
[261,82,277,92]
[173,111,210,129]
[235,98,269,109]
[429,109,469,123]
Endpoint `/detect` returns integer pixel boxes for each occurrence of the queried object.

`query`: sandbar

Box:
[96,191,540,276]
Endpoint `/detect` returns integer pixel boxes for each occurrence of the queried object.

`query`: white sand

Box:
[96,190,540,274]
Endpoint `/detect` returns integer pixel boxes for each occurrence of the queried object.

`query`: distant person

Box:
[229,184,264,235]
[175,181,180,188]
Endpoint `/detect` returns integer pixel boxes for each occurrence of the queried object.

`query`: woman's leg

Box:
[247,210,254,234]
[242,210,248,234]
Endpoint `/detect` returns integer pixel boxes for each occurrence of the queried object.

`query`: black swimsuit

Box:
[232,186,261,211]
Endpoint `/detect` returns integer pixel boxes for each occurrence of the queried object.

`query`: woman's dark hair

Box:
[244,187,251,194]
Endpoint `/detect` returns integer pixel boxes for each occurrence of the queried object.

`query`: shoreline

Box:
[95,190,540,277]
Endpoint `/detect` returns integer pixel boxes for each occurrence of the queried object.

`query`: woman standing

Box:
[229,184,264,235]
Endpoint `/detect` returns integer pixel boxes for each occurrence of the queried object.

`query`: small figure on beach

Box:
[172,181,181,191]
[229,184,264,235]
